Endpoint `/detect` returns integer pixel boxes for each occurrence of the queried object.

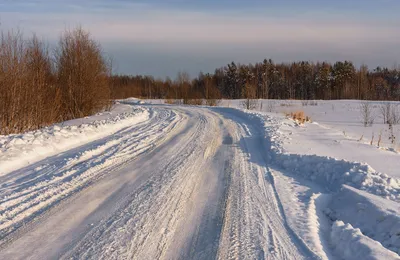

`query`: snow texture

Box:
[0,99,399,260]
[0,104,148,176]
[330,221,399,260]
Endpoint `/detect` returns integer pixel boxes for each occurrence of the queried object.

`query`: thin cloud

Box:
[1,8,399,45]
[1,2,399,76]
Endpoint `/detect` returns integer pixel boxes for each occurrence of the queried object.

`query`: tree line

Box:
[0,28,111,135]
[111,59,400,102]
[2,26,400,135]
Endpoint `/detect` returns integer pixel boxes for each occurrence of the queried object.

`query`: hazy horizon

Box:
[1,0,400,78]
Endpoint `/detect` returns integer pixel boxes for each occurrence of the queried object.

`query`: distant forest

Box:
[1,26,400,135]
[111,60,400,101]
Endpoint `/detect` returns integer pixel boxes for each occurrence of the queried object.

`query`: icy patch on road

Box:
[0,105,149,176]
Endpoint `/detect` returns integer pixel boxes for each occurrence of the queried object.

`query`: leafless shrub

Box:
[377,131,382,147]
[380,103,391,125]
[309,100,318,106]
[360,101,375,127]
[391,104,400,125]
[301,100,309,106]
[205,99,221,107]
[55,27,111,120]
[0,31,55,134]
[0,27,111,135]
[389,123,396,145]
[165,99,176,104]
[266,100,275,112]
[241,83,258,110]
[280,101,293,107]
[241,99,258,110]
[379,103,400,125]
[370,132,374,145]
[186,99,203,105]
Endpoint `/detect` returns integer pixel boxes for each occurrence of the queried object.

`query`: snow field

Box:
[222,99,400,151]
[1,99,400,259]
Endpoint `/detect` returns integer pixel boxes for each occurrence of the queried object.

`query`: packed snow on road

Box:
[1,98,400,260]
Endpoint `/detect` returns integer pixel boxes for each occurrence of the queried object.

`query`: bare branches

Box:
[360,101,375,127]
[0,27,110,135]
[379,102,400,125]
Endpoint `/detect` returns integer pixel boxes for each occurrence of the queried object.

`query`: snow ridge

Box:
[0,106,149,176]
[330,221,399,260]
[243,110,400,258]
[246,111,400,202]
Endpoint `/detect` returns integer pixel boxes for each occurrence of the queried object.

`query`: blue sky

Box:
[1,0,400,78]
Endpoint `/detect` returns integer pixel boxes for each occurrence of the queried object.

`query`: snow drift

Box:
[0,105,148,176]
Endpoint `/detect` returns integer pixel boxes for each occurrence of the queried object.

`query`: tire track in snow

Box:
[0,107,182,245]
[61,109,225,260]
[214,108,318,260]
[1,105,322,260]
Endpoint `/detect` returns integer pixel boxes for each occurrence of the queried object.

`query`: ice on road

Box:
[0,102,399,260]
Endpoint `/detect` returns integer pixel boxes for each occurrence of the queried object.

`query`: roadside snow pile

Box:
[274,153,400,201]
[326,185,400,255]
[330,221,399,260]
[245,111,400,201]
[238,109,400,258]
[0,107,149,176]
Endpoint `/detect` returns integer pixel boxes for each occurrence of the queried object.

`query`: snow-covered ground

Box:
[0,98,399,259]
[0,102,149,176]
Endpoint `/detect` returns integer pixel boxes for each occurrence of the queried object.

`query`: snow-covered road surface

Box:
[1,102,399,260]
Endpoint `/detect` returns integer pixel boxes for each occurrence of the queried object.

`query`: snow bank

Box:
[326,185,400,255]
[0,105,149,176]
[241,111,400,201]
[244,111,400,257]
[330,221,399,260]
[274,153,400,201]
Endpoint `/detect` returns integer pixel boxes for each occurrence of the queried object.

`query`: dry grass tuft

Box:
[186,99,204,106]
[205,99,220,107]
[285,111,311,124]
[165,99,176,104]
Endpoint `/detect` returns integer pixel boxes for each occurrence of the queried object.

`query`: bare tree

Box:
[360,101,375,127]
[379,102,400,125]
[241,83,258,110]
[0,30,53,134]
[0,27,112,135]
[176,71,190,104]
[379,102,391,124]
[266,100,275,112]
[55,27,111,120]
[390,104,400,125]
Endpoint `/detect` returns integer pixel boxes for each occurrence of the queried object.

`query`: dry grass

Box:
[186,99,204,106]
[285,110,311,124]
[165,99,176,104]
[280,101,293,107]
[205,99,220,106]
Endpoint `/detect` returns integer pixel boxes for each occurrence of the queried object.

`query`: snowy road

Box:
[1,103,399,259]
